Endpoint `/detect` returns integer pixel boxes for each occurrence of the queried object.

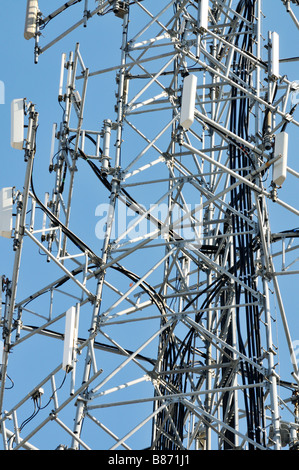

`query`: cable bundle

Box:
[227,0,266,449]
[153,0,267,450]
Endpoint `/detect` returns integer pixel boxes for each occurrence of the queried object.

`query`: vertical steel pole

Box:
[71,6,130,447]
[262,274,281,450]
[0,105,38,414]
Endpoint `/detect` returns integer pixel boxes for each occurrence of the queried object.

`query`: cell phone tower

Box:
[1,0,299,451]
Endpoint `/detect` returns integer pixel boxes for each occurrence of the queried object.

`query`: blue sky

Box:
[0,1,299,450]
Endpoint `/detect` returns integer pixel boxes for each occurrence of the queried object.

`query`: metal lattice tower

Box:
[1,0,299,450]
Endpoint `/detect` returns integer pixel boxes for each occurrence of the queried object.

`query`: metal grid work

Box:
[1,0,299,450]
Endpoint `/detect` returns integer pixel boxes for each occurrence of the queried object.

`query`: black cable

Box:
[4,374,14,390]
[19,398,39,432]
[30,173,101,266]
[37,372,67,410]
[154,2,262,443]
[281,103,298,131]
[227,0,266,449]
[39,0,83,30]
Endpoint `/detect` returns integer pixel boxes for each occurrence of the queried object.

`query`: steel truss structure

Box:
[1,0,299,450]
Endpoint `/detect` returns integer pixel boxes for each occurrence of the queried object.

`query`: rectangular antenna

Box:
[273,131,288,186]
[0,188,13,239]
[24,0,39,40]
[180,74,198,130]
[269,31,280,78]
[49,123,57,172]
[62,306,78,372]
[58,53,66,101]
[198,0,209,30]
[11,99,24,150]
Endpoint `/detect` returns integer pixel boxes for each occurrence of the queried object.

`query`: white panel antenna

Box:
[199,0,209,30]
[269,31,280,79]
[62,306,78,372]
[180,74,197,130]
[11,99,24,150]
[24,0,39,40]
[273,132,288,186]
[0,188,13,239]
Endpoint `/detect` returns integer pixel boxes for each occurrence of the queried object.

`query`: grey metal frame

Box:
[1,0,299,450]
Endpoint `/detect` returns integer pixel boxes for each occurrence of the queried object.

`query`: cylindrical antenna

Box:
[49,123,57,172]
[58,54,67,101]
[29,198,36,233]
[41,192,49,242]
[24,0,39,40]
[101,119,112,175]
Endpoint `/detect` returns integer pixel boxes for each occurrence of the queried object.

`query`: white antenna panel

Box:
[269,31,280,78]
[62,306,78,372]
[0,188,13,239]
[24,0,39,40]
[11,99,24,150]
[199,0,209,30]
[273,131,288,186]
[180,74,197,130]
